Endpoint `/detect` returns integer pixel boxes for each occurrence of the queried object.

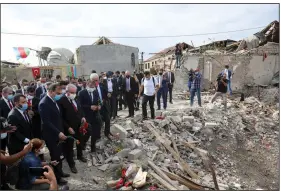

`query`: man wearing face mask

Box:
[7,94,33,155]
[78,78,102,153]
[40,82,52,100]
[26,86,42,139]
[77,78,84,92]
[57,84,88,174]
[16,79,29,95]
[35,77,47,98]
[122,71,138,118]
[59,81,68,95]
[39,83,69,185]
[0,87,14,151]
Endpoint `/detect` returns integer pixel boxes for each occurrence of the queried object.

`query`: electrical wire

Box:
[1,26,265,39]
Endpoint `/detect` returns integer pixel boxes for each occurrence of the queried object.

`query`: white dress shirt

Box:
[107,79,113,93]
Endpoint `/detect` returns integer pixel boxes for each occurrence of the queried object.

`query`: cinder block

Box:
[182,116,195,123]
[128,149,142,161]
[111,124,128,139]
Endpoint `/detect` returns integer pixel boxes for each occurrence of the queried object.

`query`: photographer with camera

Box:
[190,68,202,107]
[210,72,228,110]
[188,68,194,91]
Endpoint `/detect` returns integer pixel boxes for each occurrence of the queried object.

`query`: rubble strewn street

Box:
[50,89,280,190]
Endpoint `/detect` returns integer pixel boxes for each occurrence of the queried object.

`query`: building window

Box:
[155,61,157,65]
[148,63,150,69]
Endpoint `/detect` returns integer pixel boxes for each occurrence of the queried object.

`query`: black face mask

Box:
[126,75,130,78]
[159,73,163,75]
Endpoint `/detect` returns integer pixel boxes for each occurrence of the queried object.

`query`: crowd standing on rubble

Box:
[0,62,279,190]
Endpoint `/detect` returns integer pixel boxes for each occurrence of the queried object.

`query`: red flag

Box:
[32,68,40,79]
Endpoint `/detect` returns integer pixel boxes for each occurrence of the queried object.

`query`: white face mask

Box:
[87,87,95,92]
[68,93,76,100]
[27,95,34,100]
[38,148,45,155]
[61,89,66,94]
[103,77,107,80]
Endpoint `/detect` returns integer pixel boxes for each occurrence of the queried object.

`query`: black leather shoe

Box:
[70,166,78,174]
[77,156,87,163]
[58,178,68,185]
[61,172,70,178]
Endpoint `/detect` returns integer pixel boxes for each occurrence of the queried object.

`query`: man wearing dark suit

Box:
[26,86,41,139]
[78,78,102,153]
[7,94,33,155]
[39,82,52,100]
[103,71,118,120]
[122,71,138,118]
[115,71,124,111]
[57,84,87,174]
[166,70,175,104]
[91,73,113,140]
[0,87,14,151]
[35,77,47,98]
[38,83,69,185]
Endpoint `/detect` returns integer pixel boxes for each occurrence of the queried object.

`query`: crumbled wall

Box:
[176,42,279,92]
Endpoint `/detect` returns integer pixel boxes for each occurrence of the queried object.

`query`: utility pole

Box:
[141,52,144,72]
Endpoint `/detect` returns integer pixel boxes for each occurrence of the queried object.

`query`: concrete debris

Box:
[70,88,278,190]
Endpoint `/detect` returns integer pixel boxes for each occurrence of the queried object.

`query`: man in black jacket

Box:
[26,86,42,139]
[0,87,14,151]
[7,94,33,155]
[78,79,102,153]
[35,77,47,98]
[103,71,118,120]
[165,70,175,104]
[115,71,124,111]
[38,83,69,185]
[122,71,138,118]
[57,84,87,174]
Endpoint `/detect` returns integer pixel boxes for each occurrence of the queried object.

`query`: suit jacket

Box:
[16,88,25,95]
[122,77,138,94]
[40,92,47,100]
[102,78,118,97]
[165,72,175,84]
[57,95,84,135]
[0,98,13,118]
[78,89,100,124]
[117,76,124,93]
[35,86,47,98]
[38,95,64,142]
[7,108,33,154]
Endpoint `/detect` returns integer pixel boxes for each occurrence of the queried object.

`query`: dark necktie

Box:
[8,101,13,110]
[70,99,77,112]
[23,112,29,123]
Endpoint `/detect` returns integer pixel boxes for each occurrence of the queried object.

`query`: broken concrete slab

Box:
[98,164,110,172]
[205,122,218,128]
[112,156,120,163]
[171,116,182,124]
[111,124,128,139]
[104,157,113,164]
[155,110,162,117]
[128,149,143,161]
[125,120,136,131]
[183,116,195,123]
[132,114,142,123]
[116,148,131,158]
[159,119,170,128]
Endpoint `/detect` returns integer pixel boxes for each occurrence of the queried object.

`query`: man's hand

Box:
[43,165,57,188]
[23,142,33,154]
[50,160,59,166]
[107,93,111,98]
[58,132,67,141]
[91,105,98,111]
[0,125,17,133]
[68,127,75,135]
[28,110,34,118]
[0,150,6,155]
[81,117,86,123]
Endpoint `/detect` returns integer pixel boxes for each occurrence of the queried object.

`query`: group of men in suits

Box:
[0,68,175,188]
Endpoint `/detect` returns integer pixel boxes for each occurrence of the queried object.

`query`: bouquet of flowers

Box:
[79,121,89,135]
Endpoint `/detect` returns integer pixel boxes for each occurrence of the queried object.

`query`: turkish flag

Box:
[32,68,40,79]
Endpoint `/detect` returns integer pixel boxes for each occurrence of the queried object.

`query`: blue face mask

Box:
[20,103,28,111]
[54,94,62,101]
[7,95,14,100]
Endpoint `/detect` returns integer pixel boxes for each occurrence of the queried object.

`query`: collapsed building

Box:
[173,20,280,93]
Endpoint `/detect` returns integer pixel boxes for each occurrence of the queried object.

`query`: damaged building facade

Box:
[173,20,280,92]
[74,37,139,75]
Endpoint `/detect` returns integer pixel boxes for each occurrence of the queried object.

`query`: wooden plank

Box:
[171,137,180,156]
[160,168,204,190]
[148,160,181,190]
[152,150,158,161]
[149,172,177,190]
[145,122,198,179]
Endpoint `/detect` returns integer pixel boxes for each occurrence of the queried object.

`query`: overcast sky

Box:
[1,4,279,66]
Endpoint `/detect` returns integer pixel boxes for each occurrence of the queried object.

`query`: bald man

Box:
[122,71,138,118]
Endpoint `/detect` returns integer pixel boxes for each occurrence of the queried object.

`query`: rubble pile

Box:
[85,95,279,190]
